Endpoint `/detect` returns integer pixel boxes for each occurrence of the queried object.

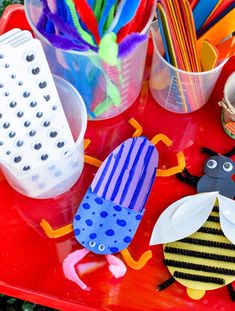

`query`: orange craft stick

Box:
[216,36,235,59]
[197,8,235,52]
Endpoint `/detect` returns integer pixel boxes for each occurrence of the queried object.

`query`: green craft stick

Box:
[65,0,95,45]
[94,0,104,21]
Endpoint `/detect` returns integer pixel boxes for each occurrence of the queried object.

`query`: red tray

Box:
[0,5,235,311]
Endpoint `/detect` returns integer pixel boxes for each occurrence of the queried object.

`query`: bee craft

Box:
[40,118,186,290]
[150,147,235,301]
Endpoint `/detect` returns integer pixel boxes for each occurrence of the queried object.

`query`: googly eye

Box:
[98,244,105,252]
[223,162,233,172]
[89,240,96,248]
[207,159,217,169]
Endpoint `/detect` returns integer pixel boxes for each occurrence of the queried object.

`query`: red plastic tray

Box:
[0,5,235,311]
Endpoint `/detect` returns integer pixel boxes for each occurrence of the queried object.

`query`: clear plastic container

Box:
[150,21,227,114]
[25,0,156,120]
[1,75,87,199]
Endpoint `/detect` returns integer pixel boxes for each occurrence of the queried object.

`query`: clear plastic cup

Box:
[0,75,87,199]
[150,21,227,114]
[25,0,156,120]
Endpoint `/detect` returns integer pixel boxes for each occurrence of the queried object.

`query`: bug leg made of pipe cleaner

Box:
[40,219,73,238]
[227,284,235,302]
[128,117,143,137]
[120,248,153,270]
[176,168,200,188]
[63,249,90,291]
[84,138,102,168]
[158,277,176,291]
[106,254,127,279]
[150,134,186,177]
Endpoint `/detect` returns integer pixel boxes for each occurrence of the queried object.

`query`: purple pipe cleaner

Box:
[118,33,147,58]
[38,0,98,52]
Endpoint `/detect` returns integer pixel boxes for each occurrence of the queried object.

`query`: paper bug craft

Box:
[41,118,185,290]
[150,146,235,301]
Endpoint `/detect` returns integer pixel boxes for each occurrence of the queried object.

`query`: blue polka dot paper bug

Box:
[40,118,186,290]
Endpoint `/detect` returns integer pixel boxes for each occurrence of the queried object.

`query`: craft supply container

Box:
[25,0,156,120]
[1,75,87,199]
[149,21,227,114]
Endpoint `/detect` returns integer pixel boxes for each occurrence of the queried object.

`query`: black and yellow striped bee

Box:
[150,147,235,300]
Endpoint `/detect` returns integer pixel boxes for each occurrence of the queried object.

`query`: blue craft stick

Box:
[197,3,235,37]
[156,8,171,64]
[108,0,141,34]
[193,0,219,32]
[98,0,117,36]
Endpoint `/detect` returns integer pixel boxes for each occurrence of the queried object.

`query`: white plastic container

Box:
[25,0,156,120]
[1,75,87,199]
[150,21,227,113]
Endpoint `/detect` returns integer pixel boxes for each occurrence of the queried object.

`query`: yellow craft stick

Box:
[201,40,219,71]
[197,8,235,52]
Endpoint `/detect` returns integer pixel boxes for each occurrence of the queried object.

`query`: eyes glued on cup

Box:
[0,76,87,199]
[24,0,157,120]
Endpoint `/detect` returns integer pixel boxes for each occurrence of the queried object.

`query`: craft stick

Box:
[216,36,235,59]
[200,40,219,71]
[193,0,219,32]
[204,0,234,26]
[197,8,235,51]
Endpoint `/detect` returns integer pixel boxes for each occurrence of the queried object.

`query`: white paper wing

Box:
[150,192,218,245]
[219,194,235,245]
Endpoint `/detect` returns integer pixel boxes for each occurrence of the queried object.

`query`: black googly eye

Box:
[43,121,50,127]
[0,83,4,88]
[34,143,42,150]
[36,112,43,118]
[0,54,4,59]
[44,95,50,102]
[13,156,22,163]
[0,141,3,146]
[9,101,17,108]
[89,240,96,247]
[11,74,16,79]
[26,54,35,62]
[49,131,57,138]
[29,130,36,137]
[23,91,30,98]
[5,63,10,68]
[41,154,48,161]
[17,111,24,118]
[30,101,37,108]
[18,81,23,86]
[39,81,47,89]
[16,140,24,147]
[32,67,40,75]
[52,106,57,111]
[23,165,30,171]
[207,159,217,169]
[57,141,64,148]
[6,150,11,155]
[4,92,9,97]
[0,113,2,118]
[98,244,105,251]
[3,122,10,129]
[223,162,233,172]
[24,121,30,127]
[9,131,16,138]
